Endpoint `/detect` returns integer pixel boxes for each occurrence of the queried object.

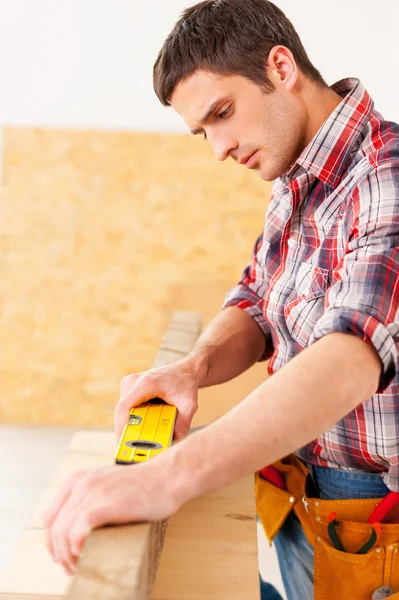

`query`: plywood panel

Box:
[0,127,271,427]
[170,282,270,428]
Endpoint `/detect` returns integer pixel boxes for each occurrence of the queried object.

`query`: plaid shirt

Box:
[223,78,399,490]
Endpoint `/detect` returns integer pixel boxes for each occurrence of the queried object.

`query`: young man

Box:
[43,1,399,598]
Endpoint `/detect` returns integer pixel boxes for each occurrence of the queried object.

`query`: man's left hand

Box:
[41,459,181,576]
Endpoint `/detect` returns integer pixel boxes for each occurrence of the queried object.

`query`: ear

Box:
[266,45,297,91]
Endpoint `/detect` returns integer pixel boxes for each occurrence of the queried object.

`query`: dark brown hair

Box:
[153,0,326,106]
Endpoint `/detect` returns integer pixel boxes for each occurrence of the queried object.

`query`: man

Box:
[42,1,399,598]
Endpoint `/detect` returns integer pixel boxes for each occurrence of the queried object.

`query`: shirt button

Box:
[269,291,277,301]
[288,238,296,248]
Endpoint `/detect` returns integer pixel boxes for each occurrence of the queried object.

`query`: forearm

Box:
[168,332,382,501]
[183,306,268,388]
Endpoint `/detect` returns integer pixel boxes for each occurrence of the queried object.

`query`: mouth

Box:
[240,151,259,169]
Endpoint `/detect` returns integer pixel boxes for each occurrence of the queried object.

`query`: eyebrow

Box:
[190,97,230,135]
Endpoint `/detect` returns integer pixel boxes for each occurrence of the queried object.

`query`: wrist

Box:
[161,437,207,510]
[179,346,212,388]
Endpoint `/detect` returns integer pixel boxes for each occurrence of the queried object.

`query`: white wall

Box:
[0,0,398,133]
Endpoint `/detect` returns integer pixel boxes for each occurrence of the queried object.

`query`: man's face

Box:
[171,70,307,181]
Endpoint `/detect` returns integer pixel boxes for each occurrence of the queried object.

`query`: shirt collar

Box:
[284,78,374,189]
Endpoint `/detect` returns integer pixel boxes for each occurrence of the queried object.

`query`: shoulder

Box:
[359,110,399,174]
[345,114,399,219]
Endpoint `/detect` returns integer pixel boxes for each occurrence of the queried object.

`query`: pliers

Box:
[327,511,381,554]
[327,490,399,553]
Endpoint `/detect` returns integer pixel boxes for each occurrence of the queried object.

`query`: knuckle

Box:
[178,397,197,414]
[67,529,81,549]
[73,468,90,481]
[82,471,97,486]
[75,472,95,493]
[64,468,86,488]
[114,401,128,414]
[84,505,104,528]
[51,523,65,539]
[87,506,99,523]
[119,376,131,396]
[120,373,137,390]
[188,403,198,418]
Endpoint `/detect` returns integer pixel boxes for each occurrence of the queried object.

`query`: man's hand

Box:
[114,359,200,443]
[41,458,182,577]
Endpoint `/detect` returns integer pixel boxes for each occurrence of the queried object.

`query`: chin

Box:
[257,159,291,182]
[257,166,281,182]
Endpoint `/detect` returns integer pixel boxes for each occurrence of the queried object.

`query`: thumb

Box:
[114,402,132,444]
[173,410,193,441]
[114,382,155,443]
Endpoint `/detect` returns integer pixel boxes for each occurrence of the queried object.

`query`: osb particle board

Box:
[0,127,271,428]
[171,281,271,429]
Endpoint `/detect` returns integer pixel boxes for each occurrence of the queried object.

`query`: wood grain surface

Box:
[0,309,260,599]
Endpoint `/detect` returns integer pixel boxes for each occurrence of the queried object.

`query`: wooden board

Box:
[153,477,258,600]
[66,311,203,600]
[0,309,259,599]
[0,431,258,599]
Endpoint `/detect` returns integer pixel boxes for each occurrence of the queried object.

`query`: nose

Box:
[208,131,238,162]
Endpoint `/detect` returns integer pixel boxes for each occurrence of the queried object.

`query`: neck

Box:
[301,79,342,147]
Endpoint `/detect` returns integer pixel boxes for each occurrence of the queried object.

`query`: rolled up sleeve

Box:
[222,232,274,361]
[309,163,399,392]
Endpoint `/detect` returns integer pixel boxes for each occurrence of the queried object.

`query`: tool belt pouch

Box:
[256,454,399,600]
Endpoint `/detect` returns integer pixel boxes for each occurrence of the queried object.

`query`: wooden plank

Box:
[65,310,202,600]
[0,311,201,600]
[0,304,260,599]
[152,477,258,600]
[0,433,258,599]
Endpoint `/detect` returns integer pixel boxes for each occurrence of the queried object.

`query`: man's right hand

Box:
[114,359,200,444]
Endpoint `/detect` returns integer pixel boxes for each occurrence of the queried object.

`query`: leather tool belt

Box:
[256,454,399,599]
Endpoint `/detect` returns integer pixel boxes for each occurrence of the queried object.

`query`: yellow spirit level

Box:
[115,398,177,465]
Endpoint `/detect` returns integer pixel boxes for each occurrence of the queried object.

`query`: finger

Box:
[173,402,195,440]
[66,498,113,569]
[114,389,142,440]
[67,508,95,559]
[51,520,78,571]
[174,421,190,440]
[114,402,131,442]
[119,385,157,407]
[54,468,115,572]
[43,470,89,562]
[115,375,139,438]
[62,561,76,577]
[115,386,157,440]
[120,375,128,395]
[42,482,73,529]
[42,484,74,559]
[50,485,89,571]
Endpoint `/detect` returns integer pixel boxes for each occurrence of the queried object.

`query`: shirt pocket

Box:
[284,262,329,347]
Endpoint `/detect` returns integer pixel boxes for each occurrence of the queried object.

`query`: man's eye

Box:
[218,106,231,119]
[200,106,232,140]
